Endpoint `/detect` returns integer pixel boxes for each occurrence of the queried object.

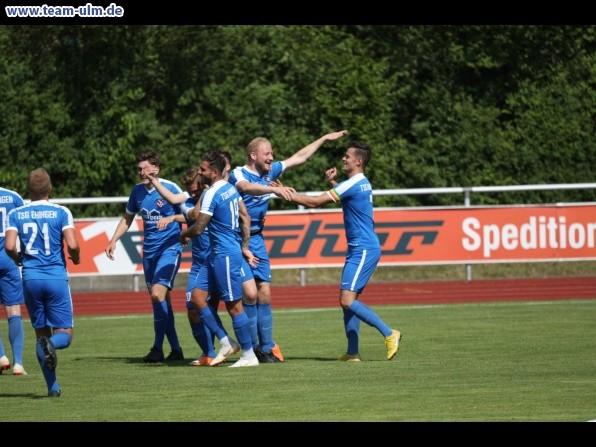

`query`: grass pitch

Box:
[1,299,595,422]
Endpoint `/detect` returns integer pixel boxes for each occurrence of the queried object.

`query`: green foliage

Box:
[1,25,594,215]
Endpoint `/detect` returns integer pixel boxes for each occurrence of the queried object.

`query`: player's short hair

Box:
[219,150,232,166]
[137,151,160,167]
[347,141,371,168]
[27,167,52,199]
[202,150,227,174]
[181,168,199,188]
[246,137,270,158]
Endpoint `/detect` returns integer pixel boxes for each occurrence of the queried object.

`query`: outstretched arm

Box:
[235,180,296,201]
[283,130,348,169]
[289,191,335,209]
[147,173,188,205]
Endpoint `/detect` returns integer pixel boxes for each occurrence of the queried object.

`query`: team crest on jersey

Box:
[156,199,164,208]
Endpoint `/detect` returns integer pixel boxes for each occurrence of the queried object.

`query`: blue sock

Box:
[257,303,274,352]
[198,306,227,341]
[50,331,71,349]
[36,338,59,394]
[0,331,6,358]
[152,301,168,351]
[243,302,259,349]
[212,307,228,337]
[342,307,361,355]
[191,321,216,358]
[165,302,181,352]
[231,312,252,351]
[8,316,24,365]
[349,301,392,337]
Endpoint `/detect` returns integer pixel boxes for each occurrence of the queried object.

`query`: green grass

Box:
[2,299,595,422]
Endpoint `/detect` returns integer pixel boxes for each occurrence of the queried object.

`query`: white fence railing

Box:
[33,182,596,207]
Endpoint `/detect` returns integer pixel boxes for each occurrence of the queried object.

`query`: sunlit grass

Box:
[2,299,595,422]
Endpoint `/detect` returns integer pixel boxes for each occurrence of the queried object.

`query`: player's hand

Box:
[271,186,297,201]
[242,248,259,268]
[146,169,159,182]
[179,233,190,247]
[325,129,348,141]
[157,216,174,230]
[105,244,115,260]
[325,167,338,187]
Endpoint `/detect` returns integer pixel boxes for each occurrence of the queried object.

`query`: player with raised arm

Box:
[287,141,401,362]
[228,130,348,363]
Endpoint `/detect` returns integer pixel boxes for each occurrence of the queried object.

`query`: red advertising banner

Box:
[66,204,596,276]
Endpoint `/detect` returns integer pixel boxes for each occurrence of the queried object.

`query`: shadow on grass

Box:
[0,393,50,399]
[73,355,341,363]
[72,355,192,366]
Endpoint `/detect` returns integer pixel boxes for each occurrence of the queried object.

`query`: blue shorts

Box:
[186,261,210,310]
[0,256,24,306]
[340,247,381,294]
[143,247,182,292]
[249,233,271,283]
[186,256,254,310]
[211,254,251,302]
[24,279,74,330]
[189,262,214,296]
[240,258,255,282]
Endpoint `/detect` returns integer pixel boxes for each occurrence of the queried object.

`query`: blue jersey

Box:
[6,200,75,281]
[180,193,210,266]
[328,173,380,249]
[126,180,183,259]
[199,180,243,257]
[228,162,285,233]
[0,187,24,264]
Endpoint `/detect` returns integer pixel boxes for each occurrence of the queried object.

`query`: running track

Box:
[27,276,596,317]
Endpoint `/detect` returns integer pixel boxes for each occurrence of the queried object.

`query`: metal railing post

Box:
[464,188,472,281]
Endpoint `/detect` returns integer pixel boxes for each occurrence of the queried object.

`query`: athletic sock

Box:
[152,301,168,350]
[165,301,181,352]
[36,338,58,393]
[0,332,6,358]
[257,303,273,352]
[349,300,392,337]
[191,321,216,358]
[8,315,24,364]
[50,331,71,349]
[342,307,361,355]
[231,312,252,351]
[242,301,259,349]
[198,306,227,341]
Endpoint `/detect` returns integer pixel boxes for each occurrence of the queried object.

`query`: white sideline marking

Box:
[76,298,595,321]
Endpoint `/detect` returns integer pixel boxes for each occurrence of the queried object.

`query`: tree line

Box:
[0,25,594,217]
